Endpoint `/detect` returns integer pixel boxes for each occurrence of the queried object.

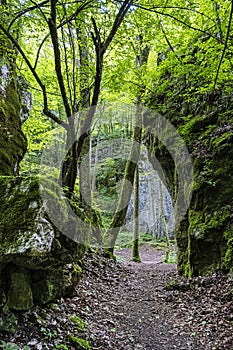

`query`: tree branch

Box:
[48,0,72,120]
[8,0,49,31]
[214,0,233,88]
[59,0,93,28]
[136,4,214,22]
[77,1,134,160]
[0,22,68,129]
[12,1,92,71]
[61,25,73,107]
[159,17,181,62]
[34,34,50,69]
[133,4,217,40]
[103,0,134,53]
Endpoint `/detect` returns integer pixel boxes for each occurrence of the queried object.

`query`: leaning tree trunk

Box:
[104,37,150,256]
[76,19,92,206]
[104,104,143,255]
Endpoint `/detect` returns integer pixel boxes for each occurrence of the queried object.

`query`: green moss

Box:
[146,58,233,277]
[0,176,87,309]
[0,78,27,176]
[165,279,181,291]
[188,206,232,240]
[0,176,40,254]
[69,316,86,331]
[179,115,210,136]
[212,131,233,148]
[223,228,233,271]
[72,263,83,276]
[7,267,33,310]
[33,278,56,305]
[69,336,90,350]
[185,226,192,278]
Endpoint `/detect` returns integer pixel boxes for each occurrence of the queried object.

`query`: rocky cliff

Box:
[145,79,233,276]
[124,157,174,238]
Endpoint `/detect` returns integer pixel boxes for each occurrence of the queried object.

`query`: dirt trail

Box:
[95,247,190,349]
[75,246,233,350]
[2,245,233,349]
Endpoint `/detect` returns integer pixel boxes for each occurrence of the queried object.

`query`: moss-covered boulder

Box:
[0,176,87,310]
[145,83,233,276]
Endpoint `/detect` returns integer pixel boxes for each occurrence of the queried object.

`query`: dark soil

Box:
[1,245,233,349]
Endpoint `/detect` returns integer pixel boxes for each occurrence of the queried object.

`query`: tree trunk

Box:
[104,36,150,256]
[148,172,157,237]
[76,19,92,206]
[159,179,170,262]
[91,119,101,192]
[132,164,141,262]
[104,104,143,255]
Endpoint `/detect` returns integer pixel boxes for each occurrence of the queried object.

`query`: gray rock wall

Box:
[124,159,174,238]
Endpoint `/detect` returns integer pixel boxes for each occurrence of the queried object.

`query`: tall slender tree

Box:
[132,163,141,262]
[104,34,150,256]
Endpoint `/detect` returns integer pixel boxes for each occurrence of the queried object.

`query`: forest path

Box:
[4,246,232,349]
[75,245,232,350]
[93,246,191,349]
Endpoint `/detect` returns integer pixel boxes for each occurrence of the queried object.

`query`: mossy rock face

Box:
[0,50,28,176]
[32,263,82,305]
[145,72,233,276]
[7,266,33,310]
[0,176,87,311]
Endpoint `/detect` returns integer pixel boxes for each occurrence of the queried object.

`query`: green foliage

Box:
[40,326,57,338]
[115,231,175,251]
[4,0,231,183]
[53,345,69,350]
[69,316,86,331]
[20,114,63,175]
[69,336,90,350]
[2,0,233,278]
[162,252,177,264]
[0,341,29,350]
[95,157,126,195]
[165,279,181,291]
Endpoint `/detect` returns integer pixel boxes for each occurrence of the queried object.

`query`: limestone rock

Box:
[0,176,86,310]
[124,158,174,238]
[7,267,33,310]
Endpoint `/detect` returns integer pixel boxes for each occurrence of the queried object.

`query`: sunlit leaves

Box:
[2,0,233,175]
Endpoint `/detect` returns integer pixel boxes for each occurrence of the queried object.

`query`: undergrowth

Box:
[115,231,177,264]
